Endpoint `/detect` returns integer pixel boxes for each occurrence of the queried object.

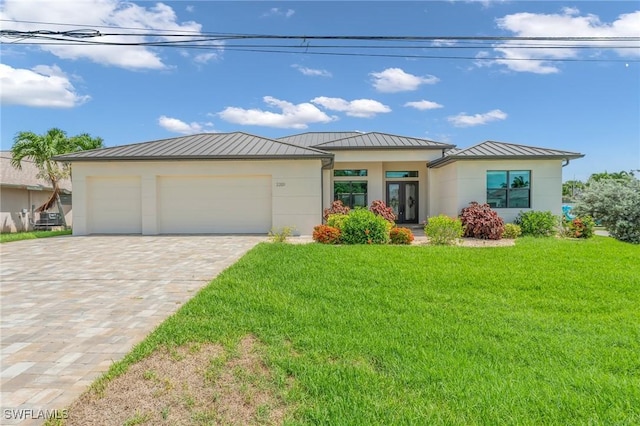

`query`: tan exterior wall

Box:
[327,149,444,224]
[0,187,72,232]
[70,159,323,235]
[428,162,459,218]
[429,159,563,223]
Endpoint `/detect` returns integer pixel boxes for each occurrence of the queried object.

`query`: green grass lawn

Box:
[0,229,71,243]
[100,237,639,425]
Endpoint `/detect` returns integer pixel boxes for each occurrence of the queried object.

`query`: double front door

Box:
[386,182,418,224]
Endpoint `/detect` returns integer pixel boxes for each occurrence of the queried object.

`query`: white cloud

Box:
[292,64,332,77]
[470,0,508,8]
[311,97,391,118]
[561,7,580,16]
[431,39,457,47]
[0,0,219,70]
[370,68,439,93]
[158,116,214,134]
[263,8,295,18]
[404,100,444,110]
[194,53,218,64]
[185,5,195,13]
[490,9,640,74]
[0,64,89,108]
[218,96,335,129]
[447,109,507,127]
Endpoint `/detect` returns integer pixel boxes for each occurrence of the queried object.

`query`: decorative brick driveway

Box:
[0,235,264,425]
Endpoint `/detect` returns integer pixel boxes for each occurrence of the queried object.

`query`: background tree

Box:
[588,170,635,183]
[562,180,586,200]
[573,176,640,244]
[10,128,104,228]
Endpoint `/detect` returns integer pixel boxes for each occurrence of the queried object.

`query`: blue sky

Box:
[1,0,638,182]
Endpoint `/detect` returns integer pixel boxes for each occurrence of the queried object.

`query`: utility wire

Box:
[1,25,639,63]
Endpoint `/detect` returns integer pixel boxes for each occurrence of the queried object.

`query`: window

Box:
[59,193,72,205]
[334,181,367,208]
[385,171,418,178]
[486,170,530,208]
[334,169,367,177]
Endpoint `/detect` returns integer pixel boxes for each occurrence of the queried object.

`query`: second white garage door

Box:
[157,175,272,233]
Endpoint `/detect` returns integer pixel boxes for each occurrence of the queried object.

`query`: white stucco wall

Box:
[429,159,564,222]
[70,159,324,235]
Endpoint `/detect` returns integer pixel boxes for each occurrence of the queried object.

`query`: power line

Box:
[1,24,639,63]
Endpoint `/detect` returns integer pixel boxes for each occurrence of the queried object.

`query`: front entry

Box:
[386,181,418,224]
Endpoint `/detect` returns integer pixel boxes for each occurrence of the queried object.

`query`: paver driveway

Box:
[0,235,264,425]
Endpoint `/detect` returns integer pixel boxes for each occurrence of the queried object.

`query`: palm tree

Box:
[10,128,104,228]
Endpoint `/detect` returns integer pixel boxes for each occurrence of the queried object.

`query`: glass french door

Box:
[386,182,418,224]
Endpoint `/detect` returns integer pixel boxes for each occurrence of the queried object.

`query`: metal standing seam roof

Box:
[308,132,455,150]
[53,132,334,162]
[428,140,585,168]
[277,132,364,147]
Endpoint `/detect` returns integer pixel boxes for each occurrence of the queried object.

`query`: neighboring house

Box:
[0,151,72,232]
[54,132,583,235]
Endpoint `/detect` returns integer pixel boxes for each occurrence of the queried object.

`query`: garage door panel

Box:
[87,176,142,234]
[158,176,271,233]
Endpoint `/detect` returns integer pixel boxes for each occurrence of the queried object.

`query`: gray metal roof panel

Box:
[311,132,454,150]
[428,140,584,168]
[54,132,333,161]
[277,132,364,147]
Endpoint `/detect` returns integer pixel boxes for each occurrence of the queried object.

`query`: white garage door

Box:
[87,176,142,234]
[158,175,271,233]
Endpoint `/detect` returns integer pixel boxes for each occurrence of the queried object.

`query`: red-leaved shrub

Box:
[390,227,414,244]
[323,200,350,221]
[369,200,396,223]
[313,225,341,244]
[459,202,504,240]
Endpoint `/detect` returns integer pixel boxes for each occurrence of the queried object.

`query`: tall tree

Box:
[588,170,634,183]
[10,128,104,228]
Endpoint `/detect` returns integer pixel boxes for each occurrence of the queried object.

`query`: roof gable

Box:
[278,131,453,150]
[277,132,363,147]
[428,140,584,168]
[54,132,333,162]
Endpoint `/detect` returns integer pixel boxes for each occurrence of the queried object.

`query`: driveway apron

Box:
[0,235,263,425]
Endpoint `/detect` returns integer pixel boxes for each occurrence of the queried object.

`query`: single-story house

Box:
[54,132,583,235]
[1,151,72,233]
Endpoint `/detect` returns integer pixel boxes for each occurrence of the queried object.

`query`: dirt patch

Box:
[412,237,516,247]
[65,336,287,425]
[457,237,516,247]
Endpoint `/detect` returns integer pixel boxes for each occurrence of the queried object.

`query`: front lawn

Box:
[73,237,640,424]
[0,229,71,243]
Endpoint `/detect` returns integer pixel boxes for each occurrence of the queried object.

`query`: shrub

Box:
[502,223,522,239]
[459,202,504,240]
[323,200,350,221]
[341,208,390,245]
[326,213,348,232]
[424,215,463,245]
[565,216,596,239]
[268,226,294,243]
[313,225,341,244]
[573,178,640,244]
[514,211,558,237]
[369,200,396,223]
[389,227,414,245]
